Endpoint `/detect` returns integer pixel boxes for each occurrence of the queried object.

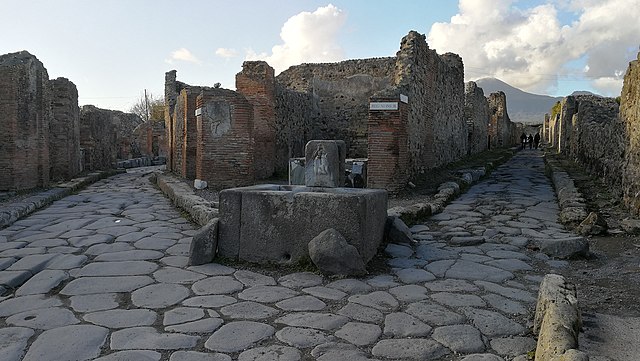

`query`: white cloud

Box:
[215,48,238,58]
[245,4,346,73]
[165,48,201,64]
[427,0,640,96]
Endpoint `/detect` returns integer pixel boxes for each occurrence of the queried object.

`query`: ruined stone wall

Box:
[164,70,187,173]
[488,92,515,148]
[0,51,51,190]
[49,77,81,180]
[571,96,623,193]
[622,52,640,213]
[556,97,578,154]
[196,89,255,188]
[236,61,277,179]
[134,120,165,158]
[178,88,201,179]
[465,81,489,155]
[276,58,395,158]
[79,106,142,170]
[274,86,313,173]
[392,31,466,175]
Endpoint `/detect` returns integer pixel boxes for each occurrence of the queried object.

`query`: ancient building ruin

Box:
[50,77,81,181]
[488,91,517,149]
[164,31,517,192]
[0,51,52,191]
[622,52,640,213]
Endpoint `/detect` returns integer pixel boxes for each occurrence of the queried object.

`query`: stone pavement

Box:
[0,151,574,361]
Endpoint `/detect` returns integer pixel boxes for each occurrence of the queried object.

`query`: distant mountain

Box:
[474,78,562,125]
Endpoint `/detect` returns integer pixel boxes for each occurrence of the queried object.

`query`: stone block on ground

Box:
[188,218,219,266]
[576,211,608,236]
[385,216,413,244]
[308,228,366,276]
[218,184,387,264]
[536,237,589,259]
[534,274,584,361]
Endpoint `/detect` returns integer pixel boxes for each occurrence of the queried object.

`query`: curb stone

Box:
[0,170,124,229]
[534,274,588,361]
[151,173,218,227]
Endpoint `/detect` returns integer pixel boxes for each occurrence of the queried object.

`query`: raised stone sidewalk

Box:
[0,151,585,360]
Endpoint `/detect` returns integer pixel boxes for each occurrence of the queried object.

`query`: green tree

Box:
[129,90,164,122]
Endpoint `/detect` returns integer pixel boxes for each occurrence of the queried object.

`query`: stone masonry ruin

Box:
[164,31,518,192]
[543,51,640,215]
[0,50,162,191]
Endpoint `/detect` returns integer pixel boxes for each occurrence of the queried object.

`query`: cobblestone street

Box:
[0,151,576,361]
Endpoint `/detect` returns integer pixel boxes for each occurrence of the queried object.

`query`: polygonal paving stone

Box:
[463,307,526,337]
[114,232,153,243]
[0,294,63,317]
[385,243,413,258]
[302,286,347,300]
[192,276,244,295]
[166,243,190,256]
[84,309,157,328]
[24,324,108,361]
[432,324,485,353]
[220,301,280,320]
[164,307,205,326]
[85,217,136,230]
[15,270,68,296]
[46,254,87,269]
[6,253,59,272]
[68,234,114,247]
[69,293,119,313]
[169,351,231,361]
[6,307,79,330]
[490,336,537,357]
[336,302,384,323]
[84,242,134,255]
[182,295,237,308]
[388,284,429,302]
[234,270,277,286]
[134,237,177,250]
[334,321,382,346]
[0,327,34,361]
[371,339,449,359]
[482,294,528,315]
[95,350,162,361]
[486,250,531,260]
[97,225,141,237]
[204,321,275,352]
[445,260,514,282]
[275,312,349,331]
[0,270,31,288]
[275,295,326,311]
[485,259,534,272]
[165,318,224,333]
[237,285,299,303]
[395,268,436,283]
[405,301,466,326]
[311,342,372,361]
[131,283,190,308]
[94,250,164,262]
[460,354,505,361]
[425,259,456,277]
[110,327,199,350]
[188,263,236,276]
[474,281,536,302]
[61,276,154,295]
[383,312,432,337]
[276,326,334,348]
[348,291,398,312]
[424,278,479,292]
[75,261,159,277]
[160,256,190,268]
[326,279,372,294]
[238,345,301,361]
[365,274,400,288]
[277,272,324,288]
[430,292,486,307]
[153,267,206,284]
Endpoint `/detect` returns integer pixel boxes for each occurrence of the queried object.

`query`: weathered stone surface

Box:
[238,345,301,361]
[371,339,449,359]
[278,272,324,288]
[237,285,299,303]
[463,307,526,337]
[188,218,218,266]
[0,327,34,361]
[69,293,119,313]
[95,350,162,361]
[276,326,333,348]
[308,228,366,276]
[235,270,277,287]
[131,283,190,308]
[0,295,63,317]
[110,327,199,350]
[337,302,384,323]
[84,309,157,328]
[15,269,68,296]
[169,351,230,361]
[276,312,349,331]
[276,295,327,311]
[334,322,382,346]
[164,318,224,333]
[576,211,608,236]
[6,307,79,329]
[24,325,108,361]
[163,307,205,326]
[431,324,485,353]
[386,216,413,244]
[405,301,466,326]
[348,291,399,312]
[383,312,432,337]
[536,237,589,259]
[220,301,279,320]
[304,140,345,188]
[75,261,158,277]
[204,321,275,352]
[61,276,154,295]
[192,276,244,295]
[311,342,372,361]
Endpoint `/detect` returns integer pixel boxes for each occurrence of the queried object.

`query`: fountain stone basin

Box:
[218,184,388,264]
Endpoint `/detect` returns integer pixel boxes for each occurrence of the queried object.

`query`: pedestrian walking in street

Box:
[528,134,534,149]
[520,132,527,150]
[534,133,540,149]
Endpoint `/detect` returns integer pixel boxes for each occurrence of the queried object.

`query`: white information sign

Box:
[369,102,399,111]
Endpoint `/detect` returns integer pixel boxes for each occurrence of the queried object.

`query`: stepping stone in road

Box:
[275,326,333,348]
[110,327,199,350]
[0,327,35,361]
[24,324,108,361]
[205,321,274,353]
[238,345,301,361]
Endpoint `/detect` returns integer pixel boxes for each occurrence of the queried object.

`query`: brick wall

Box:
[367,96,409,192]
[50,77,81,180]
[0,51,51,191]
[465,81,489,155]
[196,89,255,188]
[236,61,277,179]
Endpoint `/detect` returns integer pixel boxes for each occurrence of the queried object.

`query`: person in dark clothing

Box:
[534,133,541,149]
[527,134,534,149]
[520,132,527,150]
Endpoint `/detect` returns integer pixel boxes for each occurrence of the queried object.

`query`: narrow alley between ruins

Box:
[0,150,609,360]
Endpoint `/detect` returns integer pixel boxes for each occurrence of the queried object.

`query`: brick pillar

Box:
[367,96,409,193]
[50,77,81,180]
[180,88,199,179]
[236,61,276,179]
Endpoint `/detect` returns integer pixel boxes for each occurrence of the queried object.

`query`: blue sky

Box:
[2,0,638,111]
